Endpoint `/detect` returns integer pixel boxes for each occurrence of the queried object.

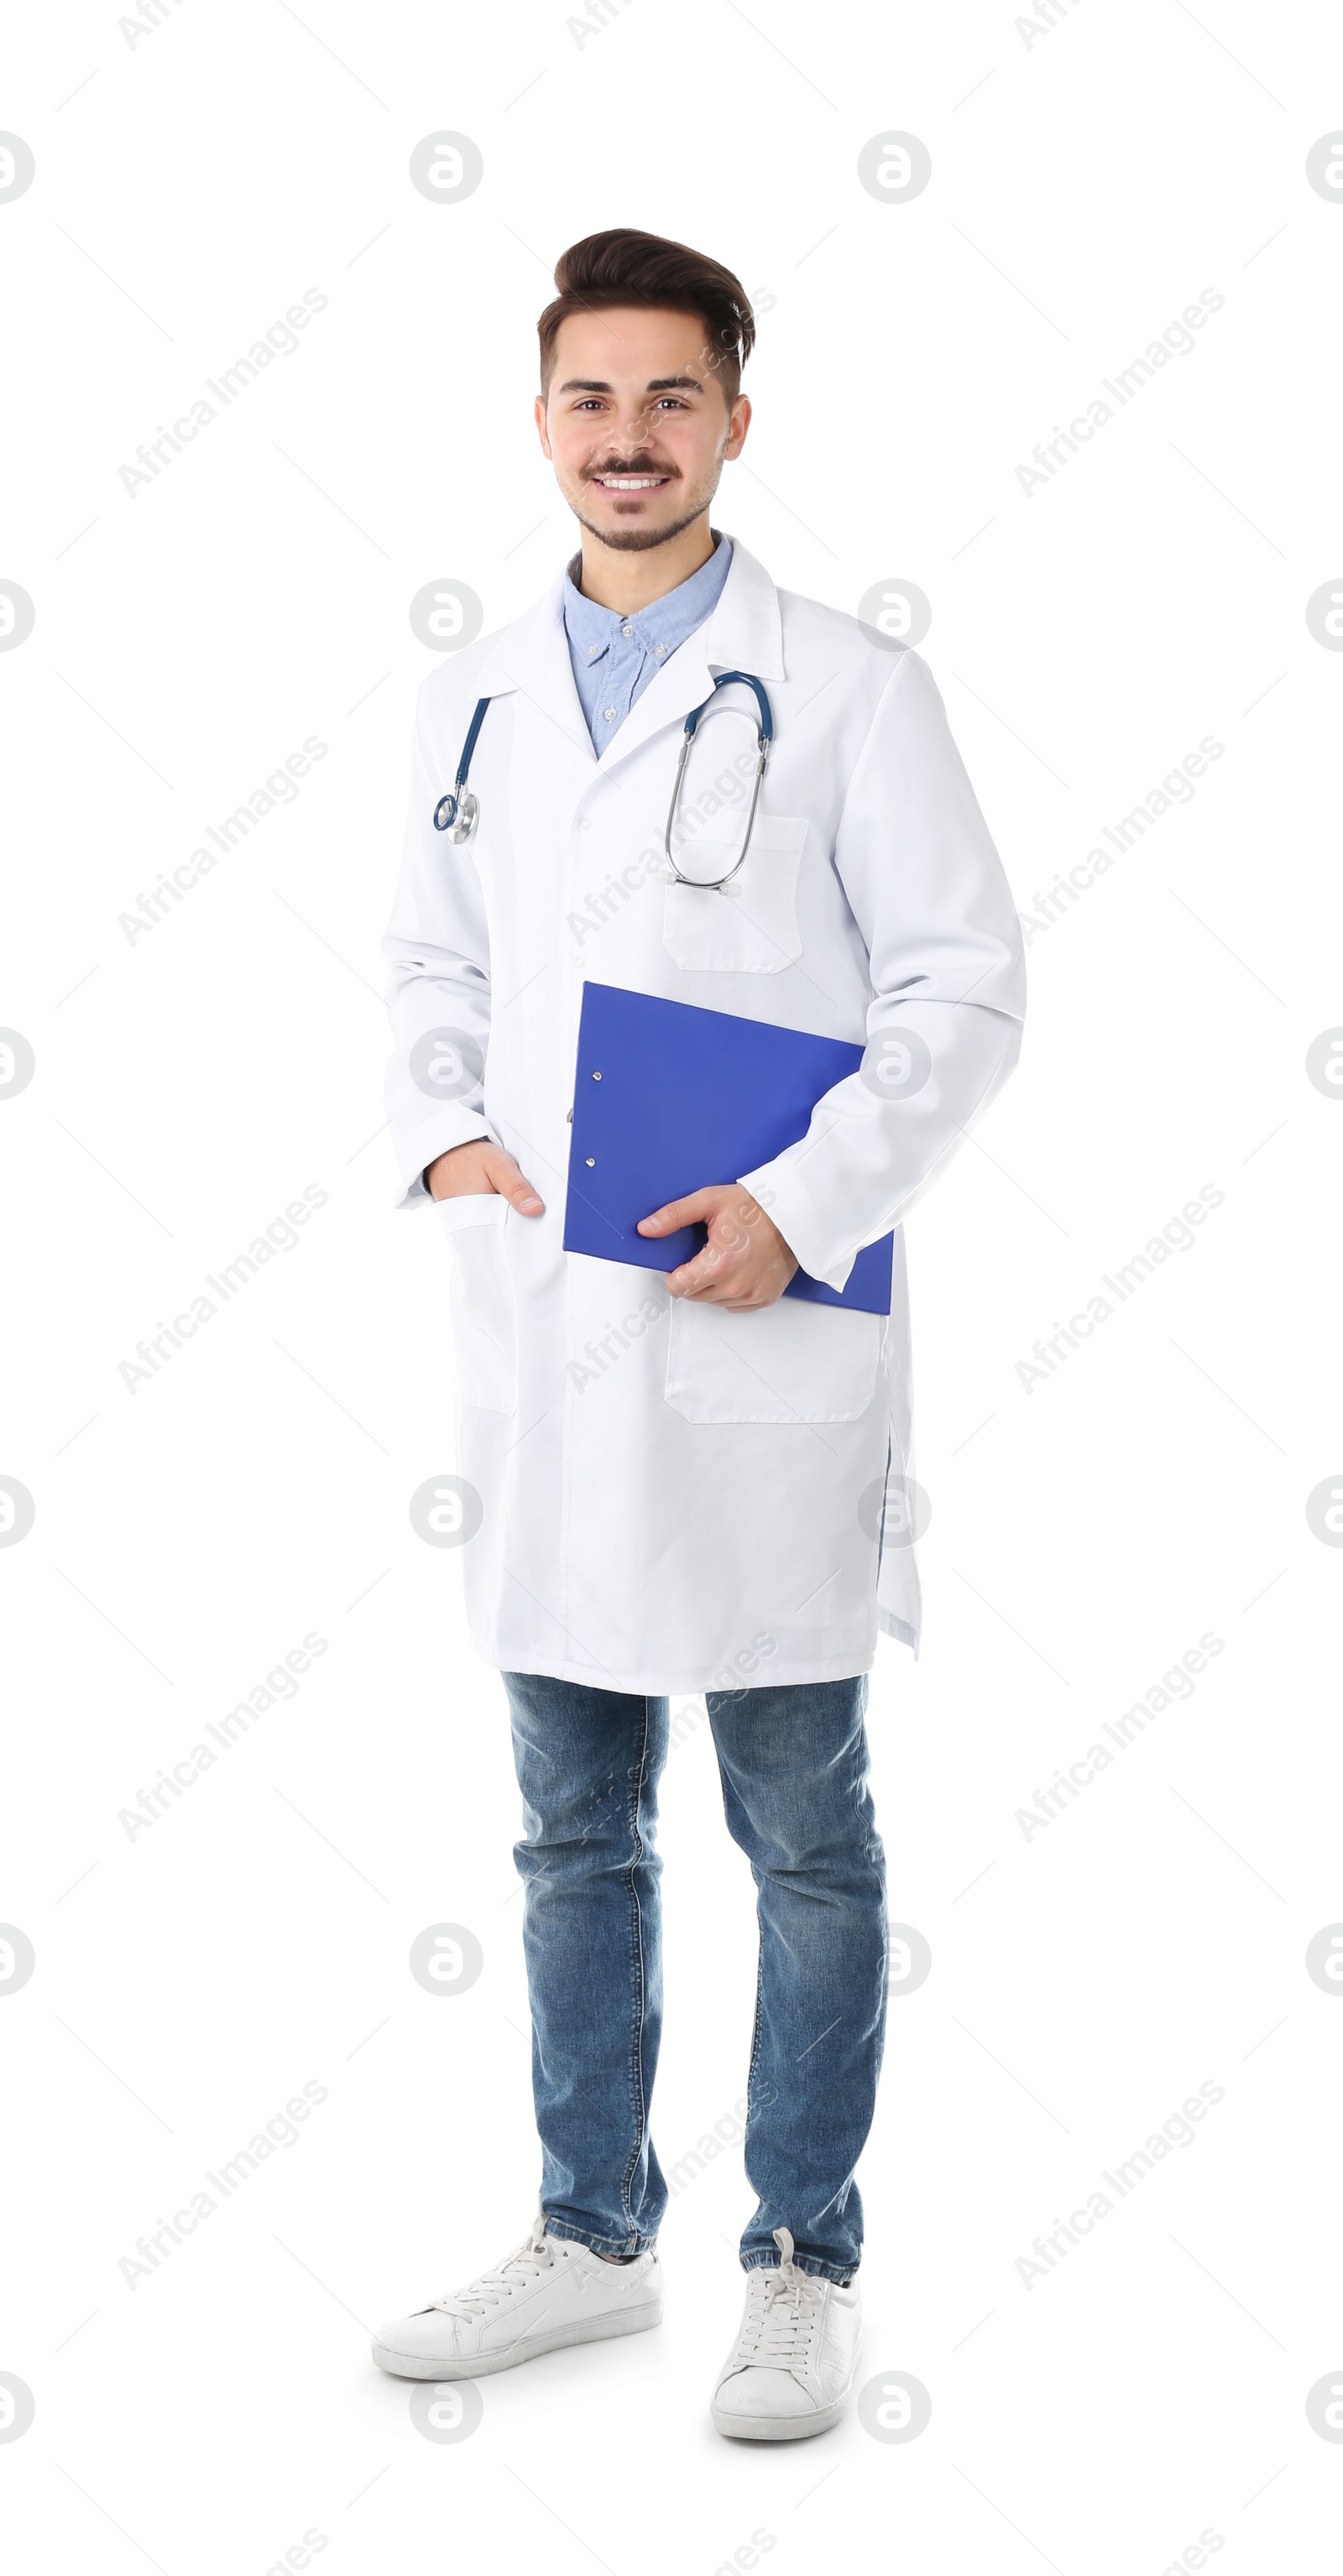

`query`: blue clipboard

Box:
[562,981,893,1314]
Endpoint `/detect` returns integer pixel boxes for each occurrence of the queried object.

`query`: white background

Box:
[3,3,1341,2570]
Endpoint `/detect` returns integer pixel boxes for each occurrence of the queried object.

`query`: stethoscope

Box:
[432,670,775,894]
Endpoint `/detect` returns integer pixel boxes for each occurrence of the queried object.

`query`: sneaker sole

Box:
[711,2389,849,2442]
[372,2297,662,2380]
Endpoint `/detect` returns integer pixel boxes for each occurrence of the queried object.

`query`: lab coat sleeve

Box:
[738,649,1027,1291]
[382,682,495,1208]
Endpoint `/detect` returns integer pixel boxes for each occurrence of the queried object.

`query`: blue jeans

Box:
[502,1671,888,2284]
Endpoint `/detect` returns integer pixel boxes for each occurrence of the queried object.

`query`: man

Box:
[375,228,1025,2440]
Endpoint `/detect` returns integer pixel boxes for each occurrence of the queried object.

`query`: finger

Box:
[637,1187,723,1235]
[485,1149,545,1215]
[666,1243,738,1298]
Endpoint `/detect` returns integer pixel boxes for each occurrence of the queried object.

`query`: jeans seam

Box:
[740,2250,856,2284]
[618,1694,654,2240]
[719,1681,882,2281]
[744,1882,766,2115]
[544,2217,657,2257]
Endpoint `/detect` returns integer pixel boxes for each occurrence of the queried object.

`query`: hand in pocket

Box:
[427,1139,545,1212]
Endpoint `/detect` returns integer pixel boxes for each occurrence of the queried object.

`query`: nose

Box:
[609,405,657,451]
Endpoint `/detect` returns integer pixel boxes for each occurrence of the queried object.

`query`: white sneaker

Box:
[372,2203,662,2380]
[711,2227,860,2441]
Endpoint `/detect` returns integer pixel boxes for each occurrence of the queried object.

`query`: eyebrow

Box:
[554,374,705,395]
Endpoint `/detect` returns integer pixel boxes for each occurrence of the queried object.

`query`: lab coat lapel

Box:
[478,574,596,767]
[593,537,787,780]
[479,539,787,787]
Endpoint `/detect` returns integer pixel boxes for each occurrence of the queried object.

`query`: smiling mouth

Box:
[589,473,671,491]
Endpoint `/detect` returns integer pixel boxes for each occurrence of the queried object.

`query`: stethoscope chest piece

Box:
[432,696,491,843]
[432,785,480,842]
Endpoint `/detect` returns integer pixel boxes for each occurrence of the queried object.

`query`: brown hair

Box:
[537,228,755,404]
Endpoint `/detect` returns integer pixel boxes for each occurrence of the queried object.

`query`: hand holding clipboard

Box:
[562,982,894,1316]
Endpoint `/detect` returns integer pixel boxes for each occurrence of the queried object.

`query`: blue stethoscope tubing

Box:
[431,695,491,842]
[432,670,774,890]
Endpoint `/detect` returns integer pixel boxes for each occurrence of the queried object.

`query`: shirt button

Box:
[604,707,617,721]
[621,623,634,638]
[587,643,600,657]
[653,643,666,658]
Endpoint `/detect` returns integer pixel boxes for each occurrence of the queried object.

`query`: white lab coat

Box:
[384,537,1025,1693]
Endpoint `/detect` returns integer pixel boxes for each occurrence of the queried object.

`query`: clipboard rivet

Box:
[592,1070,602,1080]
[585,1156,595,1167]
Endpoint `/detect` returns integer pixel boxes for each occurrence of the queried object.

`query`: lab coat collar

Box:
[477,534,786,779]
[477,573,593,764]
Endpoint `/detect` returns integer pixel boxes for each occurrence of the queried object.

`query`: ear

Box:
[724,394,751,461]
[534,392,553,459]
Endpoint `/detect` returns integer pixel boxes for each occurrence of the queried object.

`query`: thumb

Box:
[638,1188,719,1234]
[485,1147,544,1214]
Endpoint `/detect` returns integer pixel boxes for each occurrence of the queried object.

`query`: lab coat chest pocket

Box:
[661,815,807,974]
[436,1195,517,1413]
[665,1296,882,1425]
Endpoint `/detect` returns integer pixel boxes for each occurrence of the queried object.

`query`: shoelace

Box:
[734,2228,824,2369]
[430,2210,555,2319]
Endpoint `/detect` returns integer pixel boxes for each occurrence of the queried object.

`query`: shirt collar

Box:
[475,536,786,764]
[562,530,734,666]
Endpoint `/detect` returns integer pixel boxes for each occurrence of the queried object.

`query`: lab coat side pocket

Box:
[436,1194,518,1414]
[661,815,807,974]
[665,1295,882,1424]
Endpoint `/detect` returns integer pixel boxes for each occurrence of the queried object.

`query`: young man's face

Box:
[536,305,750,554]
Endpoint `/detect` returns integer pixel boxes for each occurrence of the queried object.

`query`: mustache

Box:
[584,457,679,479]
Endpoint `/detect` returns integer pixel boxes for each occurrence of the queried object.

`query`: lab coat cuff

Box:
[392,1113,494,1210]
[737,1159,859,1295]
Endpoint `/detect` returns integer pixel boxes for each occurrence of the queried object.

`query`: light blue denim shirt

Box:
[562,532,733,753]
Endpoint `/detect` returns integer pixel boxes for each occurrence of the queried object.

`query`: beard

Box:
[569,480,717,555]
